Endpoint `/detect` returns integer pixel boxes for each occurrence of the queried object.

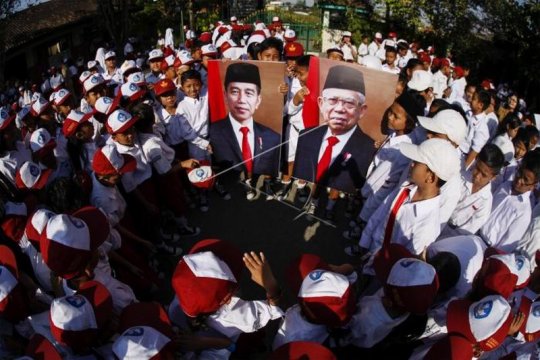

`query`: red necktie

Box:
[382,187,411,248]
[316,136,339,182]
[240,127,253,174]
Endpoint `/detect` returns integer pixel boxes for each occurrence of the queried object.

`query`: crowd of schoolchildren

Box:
[1,14,540,359]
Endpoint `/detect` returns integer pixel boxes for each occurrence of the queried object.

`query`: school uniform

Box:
[357,43,369,63]
[517,202,540,261]
[340,43,357,62]
[272,304,329,350]
[360,133,412,219]
[460,111,490,158]
[381,64,401,75]
[107,138,152,193]
[431,70,448,99]
[155,105,208,150]
[397,52,412,69]
[90,173,126,227]
[439,170,493,238]
[18,234,53,292]
[144,71,161,85]
[485,111,499,140]
[102,68,123,86]
[285,79,306,162]
[367,41,380,56]
[176,90,211,160]
[478,180,533,252]
[447,77,466,104]
[137,132,175,175]
[359,184,441,257]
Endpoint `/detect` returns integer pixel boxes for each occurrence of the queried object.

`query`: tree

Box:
[0,0,16,85]
[96,0,132,51]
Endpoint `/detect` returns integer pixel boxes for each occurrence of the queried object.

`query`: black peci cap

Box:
[323,65,365,95]
[224,62,261,89]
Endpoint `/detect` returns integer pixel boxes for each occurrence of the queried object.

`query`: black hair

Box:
[514,127,530,151]
[45,177,84,213]
[258,37,283,56]
[180,69,202,85]
[521,149,540,181]
[478,143,505,174]
[397,42,408,51]
[427,251,460,294]
[436,178,446,188]
[525,125,540,140]
[132,103,155,132]
[247,42,261,60]
[385,46,397,54]
[497,113,521,136]
[429,99,453,116]
[476,90,491,111]
[488,89,500,111]
[295,54,312,69]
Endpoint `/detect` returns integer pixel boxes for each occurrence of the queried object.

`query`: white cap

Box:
[93,97,117,116]
[407,70,433,92]
[148,49,164,61]
[120,60,137,76]
[492,135,515,163]
[87,60,98,70]
[375,32,383,39]
[79,70,92,84]
[361,55,382,70]
[83,74,105,93]
[272,16,280,22]
[29,128,54,153]
[113,326,171,359]
[284,29,296,40]
[514,254,532,289]
[400,138,461,181]
[230,16,237,22]
[417,109,468,146]
[104,51,116,60]
[201,44,218,56]
[342,31,352,37]
[126,72,146,86]
[53,89,71,106]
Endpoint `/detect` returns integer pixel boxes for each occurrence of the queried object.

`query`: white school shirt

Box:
[438,167,463,229]
[381,63,401,75]
[357,43,369,60]
[156,106,208,149]
[517,202,540,262]
[144,71,161,85]
[107,139,152,193]
[90,174,126,227]
[102,67,123,85]
[92,266,137,314]
[345,290,409,348]
[317,126,356,164]
[137,132,175,175]
[485,111,499,140]
[368,41,380,56]
[397,52,412,69]
[359,184,441,255]
[176,90,209,138]
[460,112,490,155]
[440,170,493,238]
[286,82,306,162]
[479,180,532,252]
[491,157,519,195]
[340,43,357,62]
[19,234,53,292]
[447,77,466,104]
[361,133,412,201]
[230,115,255,156]
[431,70,448,99]
[272,304,329,350]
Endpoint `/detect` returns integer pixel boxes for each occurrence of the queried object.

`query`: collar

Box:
[402,183,440,218]
[229,114,254,133]
[323,124,356,144]
[182,96,199,104]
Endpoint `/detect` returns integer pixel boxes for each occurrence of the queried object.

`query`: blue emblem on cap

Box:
[533,305,540,317]
[103,97,112,104]
[309,270,324,281]
[117,112,128,123]
[29,164,40,177]
[473,300,493,319]
[66,295,86,308]
[58,89,67,97]
[125,327,144,336]
[516,257,524,270]
[68,216,86,229]
[129,83,138,92]
[0,109,7,119]
[400,259,415,268]
[37,133,46,145]
[91,76,99,84]
[195,168,205,178]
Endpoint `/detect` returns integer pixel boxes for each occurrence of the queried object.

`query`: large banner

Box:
[207,60,286,177]
[293,58,398,193]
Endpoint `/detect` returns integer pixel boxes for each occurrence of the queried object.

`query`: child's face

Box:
[192,48,202,61]
[258,48,280,62]
[385,51,396,66]
[398,48,407,57]
[113,127,135,147]
[182,78,202,99]
[165,67,176,80]
[472,159,497,189]
[465,86,476,103]
[387,102,408,132]
[529,135,538,150]
[470,93,483,115]
[58,104,72,116]
[296,66,309,86]
[409,160,433,186]
[514,140,527,160]
[513,167,537,194]
[97,173,121,186]
[150,59,162,73]
[175,65,191,78]
[159,91,177,108]
[76,122,95,143]
[86,89,103,107]
[328,52,343,61]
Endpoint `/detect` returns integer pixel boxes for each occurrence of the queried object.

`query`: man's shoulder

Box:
[254,121,280,139]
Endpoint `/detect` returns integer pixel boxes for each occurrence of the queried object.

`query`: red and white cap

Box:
[29,128,56,157]
[188,165,215,189]
[17,105,31,124]
[247,30,267,46]
[272,16,281,23]
[199,32,212,44]
[148,49,164,61]
[79,70,92,84]
[160,54,176,71]
[83,74,106,93]
[118,302,174,338]
[220,40,239,60]
[106,109,138,134]
[50,76,63,91]
[50,280,113,351]
[113,325,173,359]
[172,239,243,317]
[0,245,30,322]
[92,143,137,175]
[40,208,107,279]
[176,50,195,67]
[270,342,336,360]
[473,253,519,299]
[52,88,71,106]
[15,161,52,190]
[286,253,330,296]
[230,16,238,22]
[514,254,532,289]
[104,50,116,60]
[384,258,439,314]
[0,107,15,131]
[284,29,296,42]
[447,294,513,351]
[62,110,93,138]
[423,334,473,360]
[518,295,540,342]
[25,334,62,360]
[201,44,218,57]
[93,96,118,116]
[118,82,146,102]
[375,32,383,39]
[87,60,98,70]
[120,60,139,77]
[153,79,176,97]
[298,269,356,327]
[30,96,50,116]
[25,208,56,248]
[127,72,146,86]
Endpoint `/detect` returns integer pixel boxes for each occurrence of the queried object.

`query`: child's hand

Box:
[293,86,310,106]
[206,143,213,154]
[278,83,289,94]
[508,311,525,335]
[243,251,279,296]
[180,159,200,169]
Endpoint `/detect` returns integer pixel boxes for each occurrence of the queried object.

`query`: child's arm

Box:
[243,251,281,306]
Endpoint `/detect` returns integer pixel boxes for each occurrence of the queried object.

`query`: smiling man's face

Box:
[318,88,367,135]
[225,82,261,123]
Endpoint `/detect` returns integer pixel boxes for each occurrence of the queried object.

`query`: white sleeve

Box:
[146,140,172,175]
[359,189,397,250]
[470,120,491,153]
[457,199,492,235]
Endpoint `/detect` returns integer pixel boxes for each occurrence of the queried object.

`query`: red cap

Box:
[92,144,137,176]
[424,334,473,360]
[187,165,215,189]
[284,42,304,58]
[373,243,413,284]
[269,341,336,360]
[119,302,174,339]
[418,52,431,64]
[286,253,329,295]
[15,161,53,190]
[172,239,243,317]
[473,253,519,299]
[154,78,176,97]
[72,206,110,250]
[25,209,55,248]
[199,32,212,44]
[25,334,62,360]
[453,66,464,78]
[62,110,92,138]
[0,107,16,131]
[440,58,451,68]
[0,245,30,322]
[388,31,397,38]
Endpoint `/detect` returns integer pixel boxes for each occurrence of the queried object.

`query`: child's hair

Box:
[525,125,540,140]
[397,42,409,52]
[295,55,312,69]
[427,252,460,294]
[46,177,84,213]
[478,143,505,175]
[258,37,284,55]
[247,42,261,60]
[488,89,499,110]
[497,113,521,136]
[132,103,155,132]
[514,127,530,150]
[521,149,540,182]
[476,90,491,111]
[180,69,202,85]
[385,46,397,54]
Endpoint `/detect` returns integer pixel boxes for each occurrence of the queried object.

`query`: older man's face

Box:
[318,88,367,135]
[226,82,261,122]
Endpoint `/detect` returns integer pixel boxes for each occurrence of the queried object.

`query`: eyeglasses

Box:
[515,168,537,187]
[322,97,360,110]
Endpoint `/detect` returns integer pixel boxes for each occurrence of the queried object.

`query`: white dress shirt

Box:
[460,112,490,155]
[381,64,401,75]
[479,180,532,252]
[317,125,356,164]
[230,115,255,156]
[155,105,207,149]
[485,111,499,140]
[273,304,329,350]
[90,173,127,227]
[138,132,175,175]
[107,139,152,193]
[368,41,380,56]
[176,90,209,139]
[440,170,493,238]
[447,77,466,104]
[432,70,448,99]
[517,202,540,262]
